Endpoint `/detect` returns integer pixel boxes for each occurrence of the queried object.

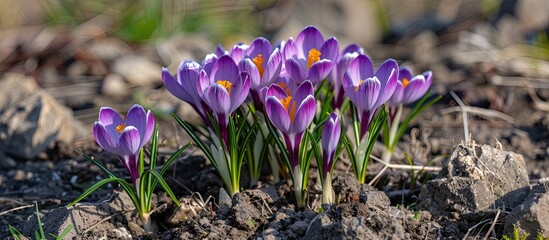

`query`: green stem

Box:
[388,104,403,153]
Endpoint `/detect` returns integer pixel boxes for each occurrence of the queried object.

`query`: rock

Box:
[504,179,549,239]
[17,191,134,239]
[101,73,129,98]
[112,55,161,86]
[0,73,84,163]
[417,177,494,214]
[289,220,308,236]
[418,143,530,215]
[231,187,278,231]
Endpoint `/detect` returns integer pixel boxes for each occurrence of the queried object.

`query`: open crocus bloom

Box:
[387,67,433,106]
[327,44,364,109]
[343,54,398,138]
[93,104,154,183]
[238,37,283,108]
[198,55,251,145]
[265,80,316,168]
[162,60,211,123]
[282,26,339,84]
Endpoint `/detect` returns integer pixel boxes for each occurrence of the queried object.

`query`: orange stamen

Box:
[354,80,365,92]
[306,48,321,69]
[280,96,296,122]
[252,54,265,77]
[402,78,410,88]
[116,124,126,133]
[277,83,291,95]
[217,80,233,95]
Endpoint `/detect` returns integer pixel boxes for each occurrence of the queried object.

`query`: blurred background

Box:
[0,0,548,169]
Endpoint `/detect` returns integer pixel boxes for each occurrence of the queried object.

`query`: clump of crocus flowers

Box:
[70,104,190,232]
[73,25,438,223]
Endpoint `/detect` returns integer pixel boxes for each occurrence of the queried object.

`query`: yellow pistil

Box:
[252,54,265,77]
[217,80,233,95]
[354,80,365,92]
[116,124,126,133]
[280,96,296,122]
[306,48,321,69]
[402,78,410,88]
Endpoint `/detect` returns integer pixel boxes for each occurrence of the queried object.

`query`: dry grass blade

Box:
[439,106,516,124]
[0,204,33,217]
[524,79,549,111]
[449,91,469,142]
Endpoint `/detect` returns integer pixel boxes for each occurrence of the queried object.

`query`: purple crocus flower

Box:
[327,44,364,109]
[199,55,251,145]
[282,26,339,84]
[238,37,283,109]
[162,60,212,124]
[321,112,341,179]
[93,104,154,183]
[387,67,433,106]
[343,54,398,138]
[264,80,316,169]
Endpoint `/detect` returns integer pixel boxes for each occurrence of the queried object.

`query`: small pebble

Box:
[289,220,309,236]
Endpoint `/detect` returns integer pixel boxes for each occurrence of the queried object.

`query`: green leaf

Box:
[145,170,181,207]
[35,201,45,240]
[84,155,116,178]
[172,113,214,162]
[8,225,24,239]
[67,178,141,214]
[160,142,192,176]
[55,224,73,240]
[265,117,292,179]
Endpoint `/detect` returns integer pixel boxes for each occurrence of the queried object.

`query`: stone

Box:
[0,73,84,163]
[112,55,161,86]
[504,179,549,239]
[101,73,129,98]
[418,143,530,215]
[17,191,134,239]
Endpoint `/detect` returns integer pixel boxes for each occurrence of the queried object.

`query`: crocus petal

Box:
[118,126,141,156]
[126,104,146,131]
[296,26,324,58]
[355,77,381,112]
[291,95,316,133]
[282,38,298,60]
[202,53,218,74]
[163,67,193,103]
[293,80,314,104]
[261,49,283,87]
[203,83,231,115]
[319,37,339,62]
[197,69,210,97]
[216,44,227,57]
[93,122,119,155]
[374,59,398,108]
[307,59,333,84]
[178,61,203,103]
[266,84,288,101]
[143,110,155,145]
[322,112,341,158]
[239,58,261,89]
[229,72,251,114]
[342,72,358,104]
[265,96,291,133]
[229,44,248,64]
[387,81,404,106]
[341,44,364,55]
[284,58,306,83]
[211,55,239,84]
[247,37,272,61]
[98,107,124,139]
[403,75,429,104]
[399,67,413,81]
[348,54,374,85]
